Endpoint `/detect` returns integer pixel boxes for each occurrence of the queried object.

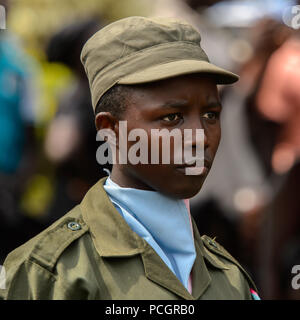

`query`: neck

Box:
[110,165,154,191]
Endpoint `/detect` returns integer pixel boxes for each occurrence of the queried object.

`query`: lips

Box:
[176,158,211,168]
[175,158,211,176]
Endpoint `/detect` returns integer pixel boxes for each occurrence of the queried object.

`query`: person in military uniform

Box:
[0,16,259,300]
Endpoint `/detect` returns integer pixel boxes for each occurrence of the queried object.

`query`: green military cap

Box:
[80,16,239,111]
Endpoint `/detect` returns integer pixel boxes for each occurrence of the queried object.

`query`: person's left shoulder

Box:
[201,235,260,299]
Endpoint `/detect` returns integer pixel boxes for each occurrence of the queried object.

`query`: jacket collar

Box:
[80,177,145,257]
[80,177,228,300]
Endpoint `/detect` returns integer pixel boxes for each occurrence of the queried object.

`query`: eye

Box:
[161,113,182,122]
[203,111,220,122]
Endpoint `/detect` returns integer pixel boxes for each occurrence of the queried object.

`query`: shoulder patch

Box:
[201,235,258,292]
[29,206,89,273]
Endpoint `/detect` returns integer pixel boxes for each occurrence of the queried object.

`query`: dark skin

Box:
[96,74,222,199]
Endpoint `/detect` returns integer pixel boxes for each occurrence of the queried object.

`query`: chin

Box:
[129,166,208,199]
[172,187,202,199]
[159,180,204,199]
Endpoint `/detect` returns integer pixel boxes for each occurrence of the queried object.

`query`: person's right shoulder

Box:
[0,205,89,300]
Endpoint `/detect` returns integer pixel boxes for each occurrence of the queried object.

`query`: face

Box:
[98,74,222,199]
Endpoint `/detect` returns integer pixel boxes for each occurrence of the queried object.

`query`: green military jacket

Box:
[0,177,257,300]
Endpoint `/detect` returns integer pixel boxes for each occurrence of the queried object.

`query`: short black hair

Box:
[95,84,133,119]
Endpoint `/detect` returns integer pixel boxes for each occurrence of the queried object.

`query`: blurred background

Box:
[1,0,300,300]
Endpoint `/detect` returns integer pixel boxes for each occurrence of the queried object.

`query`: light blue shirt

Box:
[103,176,196,290]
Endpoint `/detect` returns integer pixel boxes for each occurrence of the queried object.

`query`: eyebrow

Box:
[202,101,223,109]
[157,100,222,109]
[157,100,189,109]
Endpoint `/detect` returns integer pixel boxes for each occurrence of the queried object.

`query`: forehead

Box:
[126,74,220,110]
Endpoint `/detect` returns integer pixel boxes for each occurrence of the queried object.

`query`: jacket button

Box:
[67,221,81,231]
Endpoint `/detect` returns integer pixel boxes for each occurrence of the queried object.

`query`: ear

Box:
[95,112,118,132]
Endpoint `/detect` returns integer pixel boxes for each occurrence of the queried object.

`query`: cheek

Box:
[208,125,221,152]
[124,125,158,165]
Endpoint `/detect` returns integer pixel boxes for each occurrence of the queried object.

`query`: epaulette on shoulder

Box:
[201,235,258,292]
[28,205,89,273]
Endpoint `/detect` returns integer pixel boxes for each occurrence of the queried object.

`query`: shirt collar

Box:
[103,176,196,289]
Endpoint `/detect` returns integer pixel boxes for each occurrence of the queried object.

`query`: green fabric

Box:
[80,16,239,111]
[0,177,256,300]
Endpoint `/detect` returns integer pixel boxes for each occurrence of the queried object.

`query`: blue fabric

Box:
[103,176,196,290]
[0,33,33,173]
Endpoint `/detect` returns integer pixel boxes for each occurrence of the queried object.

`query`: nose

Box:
[185,117,208,151]
[182,117,208,160]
